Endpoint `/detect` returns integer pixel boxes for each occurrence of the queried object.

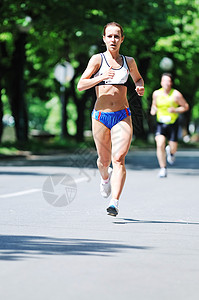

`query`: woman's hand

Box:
[135,86,145,96]
[102,66,115,81]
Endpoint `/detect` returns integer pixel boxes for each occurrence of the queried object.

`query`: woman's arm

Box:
[127,57,144,96]
[77,54,115,91]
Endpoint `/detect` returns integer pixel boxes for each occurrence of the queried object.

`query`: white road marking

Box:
[0,189,41,199]
[75,177,89,183]
[0,177,89,199]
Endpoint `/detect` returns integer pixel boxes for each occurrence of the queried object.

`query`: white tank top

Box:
[93,53,129,86]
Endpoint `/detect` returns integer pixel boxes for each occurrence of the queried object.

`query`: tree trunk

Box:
[10,32,28,142]
[0,88,3,143]
[127,80,146,138]
[139,57,150,82]
[127,56,151,139]
[0,41,8,143]
[70,76,86,142]
[75,87,95,142]
[60,86,68,138]
[76,100,85,142]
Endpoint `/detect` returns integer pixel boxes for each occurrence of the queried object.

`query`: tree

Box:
[1,0,199,144]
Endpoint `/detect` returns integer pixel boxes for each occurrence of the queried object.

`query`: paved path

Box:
[0,149,199,300]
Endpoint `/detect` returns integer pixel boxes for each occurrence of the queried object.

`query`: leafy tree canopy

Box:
[1,0,199,141]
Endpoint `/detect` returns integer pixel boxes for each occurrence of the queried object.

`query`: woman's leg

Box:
[110,117,132,200]
[92,118,112,180]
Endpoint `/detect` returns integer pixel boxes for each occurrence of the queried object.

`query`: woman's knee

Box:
[97,157,111,168]
[112,152,126,165]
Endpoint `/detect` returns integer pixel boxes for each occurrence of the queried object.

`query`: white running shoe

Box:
[100,167,112,198]
[166,145,175,165]
[107,198,119,216]
[158,167,167,178]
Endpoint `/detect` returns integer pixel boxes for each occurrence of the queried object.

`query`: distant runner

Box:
[150,73,189,178]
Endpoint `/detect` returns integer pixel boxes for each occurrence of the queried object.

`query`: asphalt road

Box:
[0,149,199,300]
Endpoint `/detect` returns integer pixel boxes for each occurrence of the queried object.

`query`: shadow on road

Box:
[113,218,199,225]
[0,171,52,176]
[0,150,198,170]
[0,235,151,261]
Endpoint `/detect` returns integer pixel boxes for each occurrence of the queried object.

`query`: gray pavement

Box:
[0,149,199,300]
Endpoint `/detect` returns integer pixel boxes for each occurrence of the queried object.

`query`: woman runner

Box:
[77,22,144,216]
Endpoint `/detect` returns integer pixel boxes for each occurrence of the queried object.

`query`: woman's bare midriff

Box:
[94,85,129,112]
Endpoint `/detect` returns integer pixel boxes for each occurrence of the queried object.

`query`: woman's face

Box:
[103,25,124,52]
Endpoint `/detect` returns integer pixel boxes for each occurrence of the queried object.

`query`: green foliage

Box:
[44,97,61,135]
[1,0,199,143]
[28,97,50,130]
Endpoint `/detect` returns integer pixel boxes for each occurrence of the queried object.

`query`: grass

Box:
[0,146,20,156]
[0,136,96,157]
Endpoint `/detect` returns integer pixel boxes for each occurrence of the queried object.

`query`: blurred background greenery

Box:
[0,0,199,155]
